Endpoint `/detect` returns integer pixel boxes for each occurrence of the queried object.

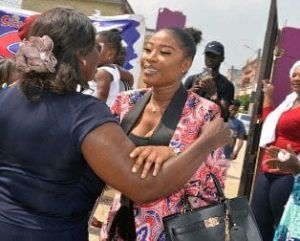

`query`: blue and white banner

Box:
[0,6,35,58]
[0,6,145,81]
[90,13,145,71]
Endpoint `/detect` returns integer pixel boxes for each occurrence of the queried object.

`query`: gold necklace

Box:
[150,103,167,113]
[151,105,160,113]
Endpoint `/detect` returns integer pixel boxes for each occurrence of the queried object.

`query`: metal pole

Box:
[238,0,278,199]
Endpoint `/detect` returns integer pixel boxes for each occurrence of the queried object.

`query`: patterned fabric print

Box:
[273,175,300,241]
[100,89,227,241]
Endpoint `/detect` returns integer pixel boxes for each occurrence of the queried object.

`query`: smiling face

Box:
[290,65,300,94]
[140,29,192,87]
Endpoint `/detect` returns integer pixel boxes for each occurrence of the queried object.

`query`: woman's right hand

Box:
[130,146,175,179]
[262,80,274,97]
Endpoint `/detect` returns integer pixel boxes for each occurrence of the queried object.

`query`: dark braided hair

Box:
[96,29,122,59]
[162,27,202,60]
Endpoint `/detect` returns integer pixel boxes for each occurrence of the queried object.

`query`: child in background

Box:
[85,29,133,106]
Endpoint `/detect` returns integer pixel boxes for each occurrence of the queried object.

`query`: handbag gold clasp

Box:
[204,217,220,228]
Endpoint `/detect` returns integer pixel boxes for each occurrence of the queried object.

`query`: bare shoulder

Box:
[94,68,113,83]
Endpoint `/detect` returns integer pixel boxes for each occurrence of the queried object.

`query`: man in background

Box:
[224,100,246,160]
[184,41,234,120]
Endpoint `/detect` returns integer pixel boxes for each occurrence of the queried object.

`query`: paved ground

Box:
[224,141,246,198]
[88,142,246,241]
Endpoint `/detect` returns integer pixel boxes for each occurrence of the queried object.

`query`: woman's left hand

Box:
[129,146,176,179]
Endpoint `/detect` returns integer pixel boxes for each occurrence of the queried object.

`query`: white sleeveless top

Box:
[84,65,121,107]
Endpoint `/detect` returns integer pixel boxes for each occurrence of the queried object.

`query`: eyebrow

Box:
[145,41,175,50]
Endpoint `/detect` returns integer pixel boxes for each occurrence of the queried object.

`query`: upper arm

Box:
[219,83,234,106]
[229,84,235,102]
[262,106,274,122]
[119,67,134,86]
[93,70,113,102]
[81,122,138,196]
[81,122,186,203]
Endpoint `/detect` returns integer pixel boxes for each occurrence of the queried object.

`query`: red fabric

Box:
[261,106,300,173]
[18,15,38,40]
[262,106,274,122]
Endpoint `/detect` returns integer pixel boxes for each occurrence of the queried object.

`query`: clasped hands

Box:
[265,144,300,174]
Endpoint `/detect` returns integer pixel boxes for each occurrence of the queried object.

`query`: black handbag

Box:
[163,173,263,241]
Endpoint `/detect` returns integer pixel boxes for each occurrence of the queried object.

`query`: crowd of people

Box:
[0,6,299,241]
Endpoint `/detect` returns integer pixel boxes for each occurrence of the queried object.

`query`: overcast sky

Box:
[128,0,300,76]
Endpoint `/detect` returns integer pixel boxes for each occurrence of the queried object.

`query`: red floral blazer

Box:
[100,88,227,241]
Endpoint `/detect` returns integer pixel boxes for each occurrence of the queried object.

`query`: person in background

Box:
[264,145,300,241]
[223,99,246,160]
[0,7,232,241]
[184,41,234,120]
[251,60,300,241]
[114,46,134,91]
[100,27,228,241]
[85,29,133,106]
[0,58,20,89]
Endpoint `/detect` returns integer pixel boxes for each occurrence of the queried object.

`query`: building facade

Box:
[237,55,261,96]
[21,0,134,16]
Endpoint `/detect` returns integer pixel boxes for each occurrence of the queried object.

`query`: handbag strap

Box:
[208,173,239,226]
[182,173,226,212]
[208,173,226,202]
